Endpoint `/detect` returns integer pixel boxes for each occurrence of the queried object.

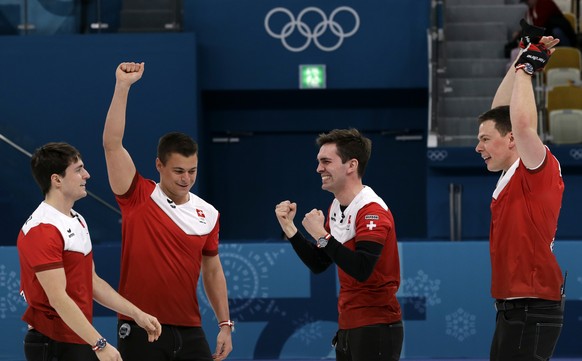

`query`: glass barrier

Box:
[0,0,183,35]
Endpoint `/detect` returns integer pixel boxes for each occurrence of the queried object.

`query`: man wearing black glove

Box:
[515,42,552,75]
[475,31,565,361]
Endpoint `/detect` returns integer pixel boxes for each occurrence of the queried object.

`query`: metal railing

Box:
[0,132,121,215]
[427,0,445,148]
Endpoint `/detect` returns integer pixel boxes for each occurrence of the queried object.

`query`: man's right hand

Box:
[516,43,552,73]
[103,61,142,196]
[275,200,298,239]
[116,62,144,86]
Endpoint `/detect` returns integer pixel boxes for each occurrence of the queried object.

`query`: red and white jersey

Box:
[17,202,93,344]
[116,173,219,326]
[490,147,564,301]
[327,186,401,329]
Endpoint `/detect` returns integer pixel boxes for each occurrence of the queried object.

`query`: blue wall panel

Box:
[426,147,582,240]
[184,0,430,90]
[0,33,199,245]
[1,1,432,244]
[2,241,581,360]
[202,126,427,240]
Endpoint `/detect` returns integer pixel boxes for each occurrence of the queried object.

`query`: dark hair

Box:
[316,128,372,178]
[478,106,512,136]
[30,142,81,195]
[157,132,198,165]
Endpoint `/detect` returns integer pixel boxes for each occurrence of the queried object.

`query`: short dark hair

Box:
[316,128,372,178]
[478,105,512,136]
[157,132,198,165]
[30,142,81,195]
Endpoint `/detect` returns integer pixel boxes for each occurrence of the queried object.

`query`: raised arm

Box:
[492,53,521,108]
[511,38,557,168]
[102,62,144,195]
[492,20,557,108]
[510,68,546,168]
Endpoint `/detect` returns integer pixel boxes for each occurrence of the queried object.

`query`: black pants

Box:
[23,329,98,361]
[117,320,213,361]
[490,298,563,361]
[334,321,404,361]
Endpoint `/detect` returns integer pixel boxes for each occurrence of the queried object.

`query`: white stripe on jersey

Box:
[329,186,388,244]
[21,202,92,255]
[150,184,218,236]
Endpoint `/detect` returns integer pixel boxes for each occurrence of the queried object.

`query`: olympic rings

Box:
[569,148,582,160]
[264,6,360,52]
[427,150,449,162]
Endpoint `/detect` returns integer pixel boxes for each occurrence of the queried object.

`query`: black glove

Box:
[515,43,551,74]
[518,18,545,49]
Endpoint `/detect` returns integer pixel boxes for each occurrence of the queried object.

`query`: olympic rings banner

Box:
[264,6,360,53]
[183,0,430,90]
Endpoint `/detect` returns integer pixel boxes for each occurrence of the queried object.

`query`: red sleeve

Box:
[115,172,156,211]
[355,203,393,245]
[523,148,563,191]
[20,224,65,272]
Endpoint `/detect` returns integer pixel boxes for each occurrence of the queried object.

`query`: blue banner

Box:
[184,0,430,90]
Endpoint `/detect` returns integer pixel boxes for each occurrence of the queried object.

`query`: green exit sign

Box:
[299,64,326,89]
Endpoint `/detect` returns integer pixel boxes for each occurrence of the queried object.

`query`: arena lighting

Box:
[299,64,326,89]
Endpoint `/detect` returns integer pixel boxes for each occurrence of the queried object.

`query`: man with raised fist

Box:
[102,63,233,361]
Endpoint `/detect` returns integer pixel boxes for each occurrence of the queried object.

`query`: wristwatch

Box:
[317,233,331,248]
[92,338,107,352]
[516,63,534,75]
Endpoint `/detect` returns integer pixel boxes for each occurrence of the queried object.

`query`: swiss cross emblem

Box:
[366,221,377,230]
[196,209,205,218]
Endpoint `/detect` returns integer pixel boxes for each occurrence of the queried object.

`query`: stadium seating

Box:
[546,67,581,88]
[548,109,582,144]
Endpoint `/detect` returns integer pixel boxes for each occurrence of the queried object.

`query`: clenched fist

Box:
[275,200,298,239]
[302,209,327,241]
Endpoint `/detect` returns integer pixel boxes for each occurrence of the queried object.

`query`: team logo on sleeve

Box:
[366,221,377,230]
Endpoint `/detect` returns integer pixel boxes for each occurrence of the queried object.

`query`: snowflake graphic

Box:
[0,264,26,319]
[400,270,441,313]
[198,244,287,321]
[291,312,323,345]
[445,308,476,342]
